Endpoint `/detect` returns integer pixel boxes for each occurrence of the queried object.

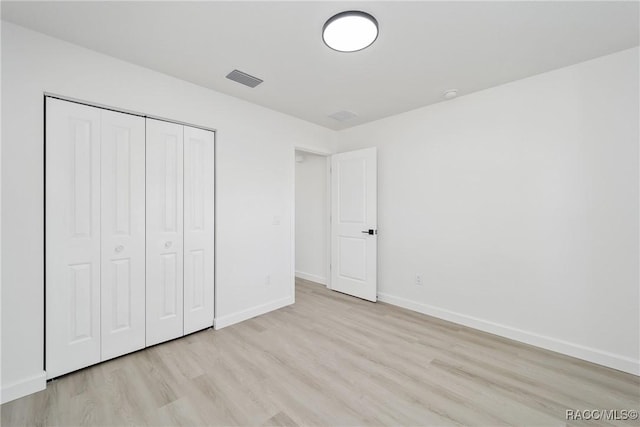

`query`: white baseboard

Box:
[214,295,294,330]
[295,271,327,285]
[1,371,47,404]
[378,292,640,376]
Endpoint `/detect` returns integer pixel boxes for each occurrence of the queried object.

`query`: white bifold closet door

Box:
[183,126,215,335]
[46,99,102,378]
[146,119,185,346]
[47,98,215,377]
[100,109,146,361]
[146,119,215,345]
[46,98,145,378]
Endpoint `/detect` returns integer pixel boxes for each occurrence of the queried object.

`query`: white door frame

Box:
[292,146,333,298]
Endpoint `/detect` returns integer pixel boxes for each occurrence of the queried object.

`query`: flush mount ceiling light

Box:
[323,11,378,52]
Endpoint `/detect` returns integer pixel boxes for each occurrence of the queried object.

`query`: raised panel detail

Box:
[71,119,93,237]
[338,158,366,224]
[69,263,93,343]
[188,250,205,311]
[338,237,367,281]
[111,259,131,332]
[115,128,131,235]
[164,136,178,232]
[162,253,178,318]
[188,138,205,231]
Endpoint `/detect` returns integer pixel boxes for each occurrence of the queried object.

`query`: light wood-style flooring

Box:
[2,278,639,426]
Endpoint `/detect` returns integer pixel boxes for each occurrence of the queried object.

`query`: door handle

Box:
[361,229,377,235]
[115,245,124,253]
[164,241,172,249]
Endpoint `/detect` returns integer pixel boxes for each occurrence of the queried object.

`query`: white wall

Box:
[337,47,640,375]
[2,20,638,406]
[0,22,334,403]
[295,151,328,284]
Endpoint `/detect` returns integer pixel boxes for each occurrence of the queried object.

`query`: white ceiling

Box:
[2,1,638,130]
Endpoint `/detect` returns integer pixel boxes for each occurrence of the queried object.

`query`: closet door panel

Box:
[183,126,215,334]
[46,98,101,378]
[100,110,146,360]
[146,119,184,346]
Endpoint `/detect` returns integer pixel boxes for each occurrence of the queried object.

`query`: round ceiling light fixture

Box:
[322,11,378,52]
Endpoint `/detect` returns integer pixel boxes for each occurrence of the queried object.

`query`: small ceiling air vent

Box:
[328,110,358,122]
[226,69,263,88]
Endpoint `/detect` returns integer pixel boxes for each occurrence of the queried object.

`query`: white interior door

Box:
[330,148,377,302]
[183,126,215,334]
[146,118,184,346]
[46,98,102,378]
[100,109,146,360]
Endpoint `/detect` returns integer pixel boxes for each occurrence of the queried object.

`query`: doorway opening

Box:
[294,148,331,291]
[293,146,378,302]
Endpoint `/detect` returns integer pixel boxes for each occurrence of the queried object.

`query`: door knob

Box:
[164,241,172,249]
[361,229,377,235]
[115,245,124,253]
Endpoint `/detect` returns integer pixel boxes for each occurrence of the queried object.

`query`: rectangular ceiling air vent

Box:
[328,110,358,122]
[226,69,263,88]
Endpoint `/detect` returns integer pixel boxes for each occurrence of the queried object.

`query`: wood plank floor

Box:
[2,278,639,426]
